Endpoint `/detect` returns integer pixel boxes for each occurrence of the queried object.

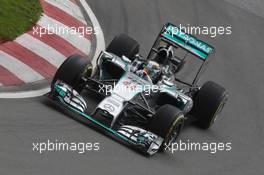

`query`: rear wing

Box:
[161,23,214,60]
[147,23,216,86]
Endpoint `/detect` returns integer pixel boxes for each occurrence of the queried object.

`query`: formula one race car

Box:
[47,23,228,156]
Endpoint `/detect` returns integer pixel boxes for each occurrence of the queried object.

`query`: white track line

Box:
[38,14,91,54]
[0,1,105,99]
[45,0,86,24]
[15,34,66,68]
[0,87,50,99]
[0,51,44,83]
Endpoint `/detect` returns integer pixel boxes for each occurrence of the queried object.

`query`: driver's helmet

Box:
[144,61,161,83]
[155,45,173,64]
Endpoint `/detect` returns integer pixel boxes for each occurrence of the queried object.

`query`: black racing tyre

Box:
[52,54,93,89]
[106,34,139,61]
[191,81,228,129]
[148,105,185,151]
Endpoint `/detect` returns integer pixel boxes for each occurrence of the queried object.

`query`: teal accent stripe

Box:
[58,98,136,144]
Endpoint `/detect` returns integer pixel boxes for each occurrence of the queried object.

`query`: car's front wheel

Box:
[52,54,93,91]
[148,104,185,151]
[106,34,139,61]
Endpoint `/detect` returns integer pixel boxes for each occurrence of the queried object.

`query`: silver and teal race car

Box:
[47,23,228,156]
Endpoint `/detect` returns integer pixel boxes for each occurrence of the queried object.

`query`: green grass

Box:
[0,0,42,41]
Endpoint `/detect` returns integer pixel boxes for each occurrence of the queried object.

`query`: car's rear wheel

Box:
[106,34,139,61]
[191,81,228,129]
[52,54,93,90]
[148,104,185,151]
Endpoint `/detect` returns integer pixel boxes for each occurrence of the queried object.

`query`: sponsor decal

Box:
[163,24,214,59]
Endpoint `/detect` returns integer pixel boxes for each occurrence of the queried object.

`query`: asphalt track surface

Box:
[0,0,264,174]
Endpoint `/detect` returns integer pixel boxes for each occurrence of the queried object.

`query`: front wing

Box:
[47,88,163,156]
